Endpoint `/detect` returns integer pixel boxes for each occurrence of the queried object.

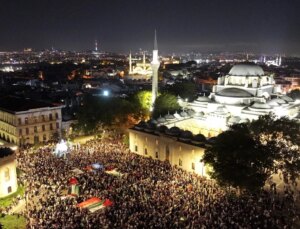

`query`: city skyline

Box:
[0,0,299,55]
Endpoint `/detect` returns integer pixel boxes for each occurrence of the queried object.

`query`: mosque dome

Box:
[164,113,176,120]
[228,116,241,124]
[165,126,181,136]
[216,88,253,98]
[179,131,193,142]
[187,109,195,116]
[270,98,286,105]
[180,111,188,117]
[267,99,280,107]
[229,63,264,76]
[157,116,166,123]
[280,95,294,103]
[195,96,211,103]
[155,125,168,134]
[194,112,205,118]
[134,121,147,130]
[250,102,271,109]
[192,134,206,144]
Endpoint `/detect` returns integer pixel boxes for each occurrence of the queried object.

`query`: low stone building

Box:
[0,96,63,146]
[129,121,209,177]
[0,147,18,198]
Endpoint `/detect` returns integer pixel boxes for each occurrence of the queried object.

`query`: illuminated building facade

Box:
[0,96,63,146]
[0,148,18,198]
[129,126,208,176]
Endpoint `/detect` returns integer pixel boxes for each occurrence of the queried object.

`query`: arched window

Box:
[4,167,10,181]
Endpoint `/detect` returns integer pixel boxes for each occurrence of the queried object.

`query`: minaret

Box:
[151,30,160,111]
[279,55,282,66]
[129,51,132,74]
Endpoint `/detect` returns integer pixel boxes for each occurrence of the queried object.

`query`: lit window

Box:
[4,168,10,181]
[192,162,195,170]
[179,159,182,166]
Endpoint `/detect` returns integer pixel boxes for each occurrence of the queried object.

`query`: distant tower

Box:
[151,30,160,111]
[263,56,266,63]
[276,56,279,66]
[95,40,98,52]
[279,55,282,66]
[129,51,132,74]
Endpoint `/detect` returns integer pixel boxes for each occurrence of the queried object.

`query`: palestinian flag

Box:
[77,197,113,213]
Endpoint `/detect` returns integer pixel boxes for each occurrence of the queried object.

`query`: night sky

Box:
[0,0,299,54]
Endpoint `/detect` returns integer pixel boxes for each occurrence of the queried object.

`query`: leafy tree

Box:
[75,94,137,134]
[202,114,300,191]
[152,93,181,118]
[288,89,300,100]
[167,81,197,101]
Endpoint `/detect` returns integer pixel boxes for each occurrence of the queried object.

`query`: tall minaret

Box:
[129,51,132,74]
[95,40,98,52]
[151,30,160,111]
[279,55,282,66]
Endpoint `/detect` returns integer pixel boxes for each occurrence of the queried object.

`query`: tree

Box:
[288,89,300,100]
[167,81,197,101]
[152,93,181,118]
[202,114,300,191]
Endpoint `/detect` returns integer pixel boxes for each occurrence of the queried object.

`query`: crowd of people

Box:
[16,136,299,229]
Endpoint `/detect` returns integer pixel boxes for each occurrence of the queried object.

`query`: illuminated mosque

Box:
[161,63,300,137]
[127,52,153,80]
[129,33,300,176]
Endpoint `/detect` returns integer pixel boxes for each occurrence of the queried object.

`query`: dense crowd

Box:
[16,137,298,229]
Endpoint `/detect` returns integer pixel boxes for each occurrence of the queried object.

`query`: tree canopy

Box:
[202,114,300,191]
[152,93,181,118]
[288,89,300,100]
[166,81,197,101]
[74,94,136,134]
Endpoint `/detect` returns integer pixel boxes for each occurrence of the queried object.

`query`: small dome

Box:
[280,95,293,103]
[192,134,206,143]
[134,121,147,130]
[229,64,264,76]
[269,98,286,105]
[157,116,166,123]
[155,125,168,133]
[148,119,158,125]
[144,122,156,132]
[194,112,205,118]
[267,99,280,107]
[179,131,193,141]
[195,96,211,103]
[228,116,241,124]
[180,111,188,117]
[217,88,253,98]
[166,126,181,136]
[239,118,250,123]
[164,113,175,120]
[250,102,271,109]
[187,109,195,116]
[214,106,228,115]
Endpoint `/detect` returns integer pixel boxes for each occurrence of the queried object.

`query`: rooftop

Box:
[0,96,60,113]
[0,147,14,158]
